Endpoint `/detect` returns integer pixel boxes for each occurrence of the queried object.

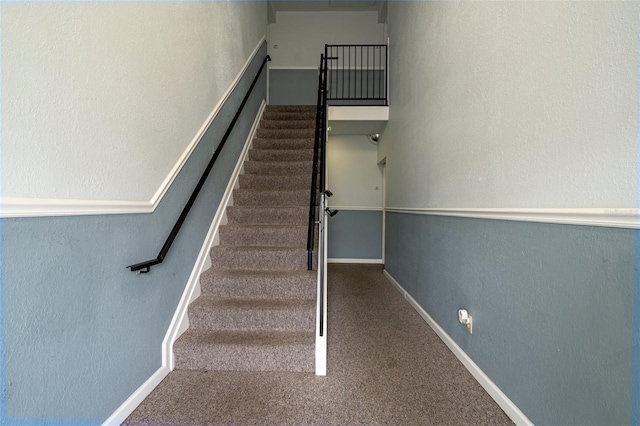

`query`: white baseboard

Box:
[102,366,170,426]
[382,270,533,426]
[327,258,383,264]
[162,100,266,370]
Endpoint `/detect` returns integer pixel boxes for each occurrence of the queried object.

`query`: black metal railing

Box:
[127,55,271,274]
[307,54,327,271]
[325,44,388,106]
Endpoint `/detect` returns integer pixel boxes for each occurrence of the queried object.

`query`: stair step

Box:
[262,111,316,121]
[174,329,314,372]
[244,160,313,175]
[260,119,316,129]
[210,246,308,271]
[188,296,315,332]
[252,138,315,150]
[265,105,316,113]
[226,206,311,225]
[249,148,314,162]
[219,224,307,247]
[233,189,310,206]
[256,128,315,139]
[239,174,311,190]
[200,269,316,299]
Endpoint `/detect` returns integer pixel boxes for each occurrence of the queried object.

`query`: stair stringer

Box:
[161,100,267,370]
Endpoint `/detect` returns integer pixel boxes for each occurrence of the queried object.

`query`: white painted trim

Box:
[0,198,153,218]
[1,36,267,219]
[385,207,640,230]
[328,258,383,264]
[269,66,318,70]
[326,206,383,211]
[102,366,170,426]
[383,270,533,426]
[328,105,388,122]
[315,193,329,376]
[162,101,266,370]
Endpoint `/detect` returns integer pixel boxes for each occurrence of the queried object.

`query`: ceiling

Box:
[268,0,387,22]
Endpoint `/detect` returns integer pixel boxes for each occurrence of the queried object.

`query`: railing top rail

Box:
[326,44,387,47]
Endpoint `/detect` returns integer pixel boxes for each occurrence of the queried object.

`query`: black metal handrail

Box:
[128,55,271,273]
[307,54,326,271]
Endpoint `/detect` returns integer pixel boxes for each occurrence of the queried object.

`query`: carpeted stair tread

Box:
[252,138,315,150]
[239,174,311,190]
[175,105,317,375]
[233,189,310,206]
[219,224,307,247]
[265,105,316,112]
[174,329,315,372]
[244,160,313,175]
[262,110,316,120]
[260,119,316,129]
[226,206,311,225]
[210,246,308,271]
[249,148,314,162]
[188,296,315,331]
[256,128,315,139]
[199,269,315,299]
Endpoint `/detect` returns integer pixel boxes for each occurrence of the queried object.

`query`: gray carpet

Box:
[173,105,318,373]
[124,264,513,425]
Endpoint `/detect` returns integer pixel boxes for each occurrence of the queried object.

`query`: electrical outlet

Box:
[458,309,473,334]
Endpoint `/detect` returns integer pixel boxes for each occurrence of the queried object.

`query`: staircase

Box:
[173,105,318,373]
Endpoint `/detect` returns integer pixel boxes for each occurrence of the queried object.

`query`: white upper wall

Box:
[2,3,266,201]
[268,11,384,67]
[327,135,382,208]
[380,1,638,209]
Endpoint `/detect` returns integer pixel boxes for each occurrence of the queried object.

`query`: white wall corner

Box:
[382,269,533,426]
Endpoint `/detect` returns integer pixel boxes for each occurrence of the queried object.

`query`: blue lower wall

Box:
[327,210,382,260]
[385,211,633,425]
[1,44,267,422]
[269,69,317,105]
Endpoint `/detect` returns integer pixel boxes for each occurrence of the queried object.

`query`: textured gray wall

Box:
[327,210,382,260]
[269,69,317,105]
[2,44,267,421]
[385,212,633,425]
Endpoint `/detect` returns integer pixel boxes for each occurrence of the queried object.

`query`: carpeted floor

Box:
[124,264,513,425]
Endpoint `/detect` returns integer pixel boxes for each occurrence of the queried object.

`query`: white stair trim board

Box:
[1,36,266,219]
[327,258,383,264]
[162,101,266,370]
[385,207,640,230]
[102,366,170,426]
[383,270,533,426]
